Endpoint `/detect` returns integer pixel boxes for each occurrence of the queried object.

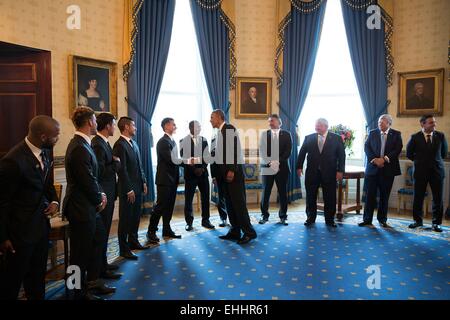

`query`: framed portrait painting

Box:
[397,68,444,117]
[69,55,117,116]
[236,77,272,119]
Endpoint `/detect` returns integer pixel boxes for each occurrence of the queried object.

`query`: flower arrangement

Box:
[329,124,355,156]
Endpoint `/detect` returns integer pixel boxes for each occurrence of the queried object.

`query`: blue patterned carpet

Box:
[47,212,450,300]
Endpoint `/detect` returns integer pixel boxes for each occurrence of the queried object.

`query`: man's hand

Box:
[44,202,59,217]
[336,172,344,181]
[0,240,15,255]
[373,158,385,168]
[212,178,217,186]
[226,171,235,183]
[127,191,136,204]
[98,193,107,212]
[297,169,303,177]
[113,156,121,162]
[143,183,148,196]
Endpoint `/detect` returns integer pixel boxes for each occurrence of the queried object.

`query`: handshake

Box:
[186,157,202,165]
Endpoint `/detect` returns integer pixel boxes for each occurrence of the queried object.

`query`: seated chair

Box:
[211,164,263,204]
[243,163,263,204]
[48,183,65,270]
[176,166,200,211]
[397,164,429,216]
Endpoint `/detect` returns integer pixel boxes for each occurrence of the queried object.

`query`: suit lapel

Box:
[23,141,45,181]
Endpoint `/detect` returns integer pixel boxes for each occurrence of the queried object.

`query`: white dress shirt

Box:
[75,131,92,145]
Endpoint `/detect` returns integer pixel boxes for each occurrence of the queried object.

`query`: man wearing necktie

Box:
[147,118,182,242]
[91,113,122,280]
[0,116,60,300]
[63,107,111,300]
[113,117,148,260]
[359,114,402,228]
[179,121,215,231]
[210,110,257,244]
[296,118,346,228]
[406,115,448,232]
[259,114,292,225]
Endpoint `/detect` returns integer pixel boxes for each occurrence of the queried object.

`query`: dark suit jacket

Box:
[113,137,146,196]
[365,128,402,177]
[91,135,120,199]
[155,134,180,187]
[406,130,448,179]
[0,141,58,245]
[210,123,244,181]
[259,129,293,173]
[296,132,346,183]
[179,135,209,180]
[62,135,103,223]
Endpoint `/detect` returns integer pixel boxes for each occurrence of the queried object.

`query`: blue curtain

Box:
[190,0,230,120]
[127,0,175,212]
[279,2,327,202]
[341,0,388,130]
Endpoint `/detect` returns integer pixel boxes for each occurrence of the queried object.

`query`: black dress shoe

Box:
[219,233,240,241]
[120,252,138,260]
[358,221,373,227]
[408,222,423,229]
[129,242,149,250]
[259,218,269,225]
[163,232,182,239]
[237,234,257,245]
[100,270,122,280]
[279,218,288,226]
[84,293,105,301]
[147,232,160,244]
[218,220,229,227]
[326,222,337,228]
[379,222,391,228]
[201,220,215,229]
[88,281,116,295]
[432,224,443,232]
[304,220,315,226]
[106,264,119,271]
[185,224,194,231]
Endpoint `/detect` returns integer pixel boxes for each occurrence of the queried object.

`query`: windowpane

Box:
[298,0,367,160]
[152,0,213,162]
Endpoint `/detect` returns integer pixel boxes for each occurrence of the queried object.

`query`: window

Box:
[151,0,213,162]
[298,0,367,161]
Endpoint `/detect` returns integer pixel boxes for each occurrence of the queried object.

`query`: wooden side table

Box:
[317,166,365,221]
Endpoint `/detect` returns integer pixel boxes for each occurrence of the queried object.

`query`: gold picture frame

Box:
[69,55,117,117]
[397,68,444,117]
[236,77,272,119]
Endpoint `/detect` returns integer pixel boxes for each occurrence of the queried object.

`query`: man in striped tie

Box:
[359,114,402,228]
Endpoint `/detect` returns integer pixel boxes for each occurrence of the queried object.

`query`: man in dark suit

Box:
[0,116,60,300]
[91,113,121,280]
[147,118,182,242]
[63,107,114,300]
[406,114,448,232]
[359,114,402,228]
[180,121,215,231]
[210,109,257,244]
[297,118,346,227]
[259,114,292,225]
[113,117,148,260]
[211,137,230,228]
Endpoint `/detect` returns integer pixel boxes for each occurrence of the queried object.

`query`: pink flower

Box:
[340,134,345,141]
